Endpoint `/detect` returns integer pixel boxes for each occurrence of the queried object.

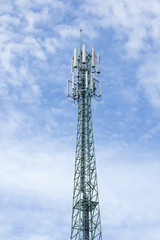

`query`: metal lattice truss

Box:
[69,42,102,240]
[71,94,102,240]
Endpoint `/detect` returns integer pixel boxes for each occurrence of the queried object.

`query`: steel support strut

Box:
[81,76,89,240]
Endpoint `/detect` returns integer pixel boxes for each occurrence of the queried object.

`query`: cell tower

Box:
[67,30,102,240]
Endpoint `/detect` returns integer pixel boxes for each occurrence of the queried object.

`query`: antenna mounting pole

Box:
[80,29,82,51]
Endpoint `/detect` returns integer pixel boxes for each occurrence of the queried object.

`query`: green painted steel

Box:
[69,40,102,240]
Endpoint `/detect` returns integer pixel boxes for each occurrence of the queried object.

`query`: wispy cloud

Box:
[79,0,160,109]
[0,0,160,240]
[97,144,160,240]
[138,55,160,108]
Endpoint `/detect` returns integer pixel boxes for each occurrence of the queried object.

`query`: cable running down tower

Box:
[67,31,102,240]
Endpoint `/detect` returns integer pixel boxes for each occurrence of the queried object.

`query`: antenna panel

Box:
[74,48,77,68]
[97,53,100,73]
[86,71,88,88]
[92,48,95,68]
[82,44,86,63]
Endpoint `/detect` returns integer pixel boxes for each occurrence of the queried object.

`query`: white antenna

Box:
[92,48,95,68]
[74,48,77,68]
[97,53,100,73]
[82,44,86,63]
[67,30,102,102]
[86,71,88,89]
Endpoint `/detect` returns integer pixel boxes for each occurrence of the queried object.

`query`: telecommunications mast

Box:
[67,30,102,240]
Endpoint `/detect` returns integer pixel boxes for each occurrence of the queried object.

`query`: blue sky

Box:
[0,0,160,239]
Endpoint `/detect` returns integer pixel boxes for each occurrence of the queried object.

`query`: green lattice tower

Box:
[67,31,102,240]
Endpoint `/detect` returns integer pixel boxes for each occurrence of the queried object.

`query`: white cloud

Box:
[138,56,160,108]
[80,0,160,107]
[0,0,13,13]
[83,0,160,54]
[96,144,160,240]
[0,137,73,199]
[0,135,73,239]
[0,1,160,239]
[0,137,159,240]
[140,122,160,141]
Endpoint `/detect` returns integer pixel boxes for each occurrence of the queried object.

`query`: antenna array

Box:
[67,43,101,103]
